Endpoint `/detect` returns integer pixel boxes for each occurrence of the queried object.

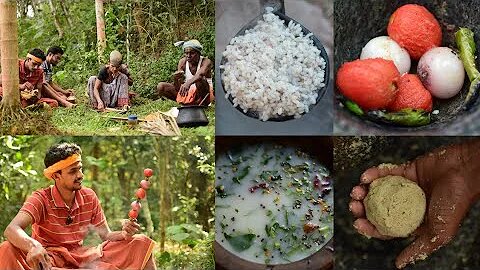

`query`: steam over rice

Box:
[221,12,326,121]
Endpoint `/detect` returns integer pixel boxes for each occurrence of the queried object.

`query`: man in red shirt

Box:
[0,143,156,270]
[0,48,58,108]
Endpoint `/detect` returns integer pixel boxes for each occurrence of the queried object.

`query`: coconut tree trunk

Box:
[95,0,106,63]
[0,0,20,113]
[47,0,64,38]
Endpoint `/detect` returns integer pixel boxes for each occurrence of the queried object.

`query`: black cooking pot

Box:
[335,0,480,135]
[176,105,209,127]
[215,136,334,270]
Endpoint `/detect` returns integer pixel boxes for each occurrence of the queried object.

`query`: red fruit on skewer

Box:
[140,180,150,190]
[131,201,142,211]
[144,168,153,177]
[129,209,139,219]
[136,188,146,199]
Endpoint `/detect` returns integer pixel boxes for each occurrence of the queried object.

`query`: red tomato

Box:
[136,188,146,199]
[144,168,153,177]
[128,209,138,219]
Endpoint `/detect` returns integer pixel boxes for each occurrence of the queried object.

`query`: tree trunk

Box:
[59,0,73,27]
[142,197,155,237]
[117,167,129,204]
[0,0,20,113]
[195,170,210,231]
[154,138,169,252]
[47,0,64,38]
[95,0,106,63]
[91,141,100,193]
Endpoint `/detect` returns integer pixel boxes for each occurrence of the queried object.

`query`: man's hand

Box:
[20,82,34,91]
[26,245,51,270]
[173,70,184,81]
[349,144,478,269]
[179,83,191,97]
[122,219,141,237]
[65,89,74,96]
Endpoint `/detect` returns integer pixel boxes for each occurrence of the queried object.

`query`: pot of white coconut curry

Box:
[214,137,333,270]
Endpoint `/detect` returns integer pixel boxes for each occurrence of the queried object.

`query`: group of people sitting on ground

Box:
[0,39,214,112]
[0,46,76,108]
[87,39,214,112]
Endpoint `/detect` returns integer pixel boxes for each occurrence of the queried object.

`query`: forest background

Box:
[0,135,215,269]
[1,0,215,135]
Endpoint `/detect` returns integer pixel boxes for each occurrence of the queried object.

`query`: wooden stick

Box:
[101,116,147,122]
[199,93,209,106]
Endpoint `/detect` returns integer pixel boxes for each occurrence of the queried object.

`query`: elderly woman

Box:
[87,51,133,111]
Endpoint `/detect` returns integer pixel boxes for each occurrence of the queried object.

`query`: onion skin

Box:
[418,47,465,99]
[360,36,411,75]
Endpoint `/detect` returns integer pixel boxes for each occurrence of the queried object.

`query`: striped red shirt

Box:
[0,60,44,97]
[19,59,44,87]
[20,185,106,249]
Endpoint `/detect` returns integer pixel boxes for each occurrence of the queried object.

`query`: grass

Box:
[46,86,215,136]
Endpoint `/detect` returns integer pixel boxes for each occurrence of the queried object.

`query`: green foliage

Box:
[166,223,208,247]
[49,98,214,135]
[0,136,215,269]
[172,195,199,224]
[0,136,44,239]
[14,0,215,135]
[156,232,214,270]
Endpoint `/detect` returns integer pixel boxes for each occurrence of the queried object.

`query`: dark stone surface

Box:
[334,0,480,135]
[215,0,333,135]
[334,137,480,269]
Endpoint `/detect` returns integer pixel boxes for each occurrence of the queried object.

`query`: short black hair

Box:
[47,46,64,56]
[29,48,46,61]
[44,143,82,168]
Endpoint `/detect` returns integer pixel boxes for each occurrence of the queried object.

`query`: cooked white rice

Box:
[221,12,326,121]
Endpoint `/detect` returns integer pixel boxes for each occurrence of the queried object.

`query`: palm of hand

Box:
[350,145,475,268]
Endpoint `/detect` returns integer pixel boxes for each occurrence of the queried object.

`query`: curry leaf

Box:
[224,233,256,251]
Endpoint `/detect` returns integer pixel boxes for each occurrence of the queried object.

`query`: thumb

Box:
[395,233,446,269]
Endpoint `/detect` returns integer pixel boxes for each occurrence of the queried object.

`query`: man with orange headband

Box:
[156,39,214,105]
[0,48,59,108]
[0,143,156,270]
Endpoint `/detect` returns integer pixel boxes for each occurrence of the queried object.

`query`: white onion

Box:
[360,36,411,74]
[417,47,465,99]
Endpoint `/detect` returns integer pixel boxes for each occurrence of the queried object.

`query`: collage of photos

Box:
[0,0,479,270]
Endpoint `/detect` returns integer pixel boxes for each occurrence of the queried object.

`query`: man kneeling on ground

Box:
[0,143,156,270]
[156,39,214,106]
[42,46,76,108]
